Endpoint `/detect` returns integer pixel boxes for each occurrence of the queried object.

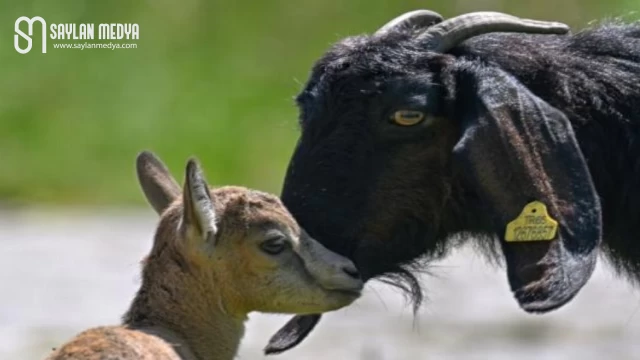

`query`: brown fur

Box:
[46,152,363,360]
[46,327,187,360]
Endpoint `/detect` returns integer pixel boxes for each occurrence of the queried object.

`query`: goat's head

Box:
[135,151,363,318]
[267,11,603,354]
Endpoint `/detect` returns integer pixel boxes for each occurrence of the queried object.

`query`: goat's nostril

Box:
[342,265,360,279]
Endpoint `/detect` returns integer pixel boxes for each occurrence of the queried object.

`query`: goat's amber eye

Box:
[392,110,425,126]
[260,237,287,255]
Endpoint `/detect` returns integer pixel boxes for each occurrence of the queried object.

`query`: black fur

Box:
[453,22,640,281]
[267,19,640,354]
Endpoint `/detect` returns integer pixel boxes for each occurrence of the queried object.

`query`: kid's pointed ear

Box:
[181,158,218,242]
[136,151,181,215]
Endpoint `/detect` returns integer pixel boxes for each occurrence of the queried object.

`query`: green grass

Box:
[0,0,636,205]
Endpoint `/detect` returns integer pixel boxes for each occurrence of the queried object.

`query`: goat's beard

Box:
[357,217,449,314]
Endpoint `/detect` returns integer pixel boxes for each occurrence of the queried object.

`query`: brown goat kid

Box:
[46,151,363,360]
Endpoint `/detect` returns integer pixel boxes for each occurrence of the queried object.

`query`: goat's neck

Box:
[163,311,245,360]
[124,262,247,360]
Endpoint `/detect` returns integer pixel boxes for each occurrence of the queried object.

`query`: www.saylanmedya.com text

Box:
[50,23,138,50]
[14,17,140,54]
[52,42,138,50]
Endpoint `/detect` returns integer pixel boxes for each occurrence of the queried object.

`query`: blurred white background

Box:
[3,209,639,360]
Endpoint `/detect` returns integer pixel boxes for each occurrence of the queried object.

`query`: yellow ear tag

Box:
[505,201,558,242]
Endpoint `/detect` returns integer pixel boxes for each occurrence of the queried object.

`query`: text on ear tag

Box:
[505,201,558,242]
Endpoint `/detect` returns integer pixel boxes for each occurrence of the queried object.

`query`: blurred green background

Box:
[1,0,637,206]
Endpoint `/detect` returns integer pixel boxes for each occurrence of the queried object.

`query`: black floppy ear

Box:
[264,315,322,355]
[450,63,602,312]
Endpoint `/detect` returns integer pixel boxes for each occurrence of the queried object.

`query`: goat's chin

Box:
[354,220,436,312]
[309,289,361,313]
[330,288,362,304]
[268,290,360,315]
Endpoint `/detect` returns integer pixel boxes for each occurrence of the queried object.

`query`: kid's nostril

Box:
[342,265,360,279]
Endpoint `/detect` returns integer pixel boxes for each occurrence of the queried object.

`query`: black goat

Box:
[264,10,640,354]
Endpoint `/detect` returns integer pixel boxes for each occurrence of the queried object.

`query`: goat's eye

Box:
[392,110,425,126]
[260,236,288,255]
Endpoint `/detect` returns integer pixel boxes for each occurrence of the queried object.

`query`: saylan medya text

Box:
[49,23,139,40]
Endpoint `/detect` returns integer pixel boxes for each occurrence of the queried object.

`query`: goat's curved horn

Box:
[374,9,444,37]
[416,11,570,53]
